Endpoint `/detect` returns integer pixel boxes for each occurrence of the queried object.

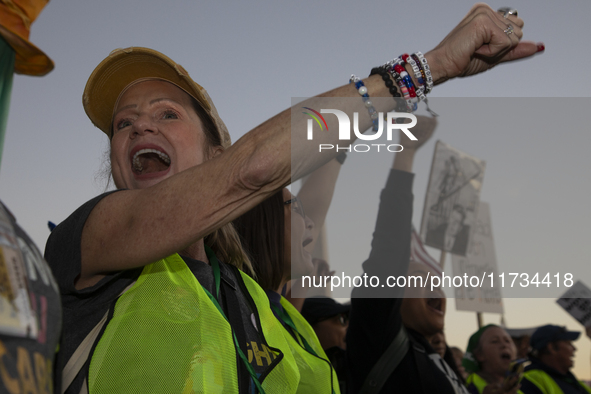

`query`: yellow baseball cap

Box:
[0,0,54,76]
[83,47,231,147]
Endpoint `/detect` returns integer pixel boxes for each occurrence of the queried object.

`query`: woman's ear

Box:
[209,146,224,159]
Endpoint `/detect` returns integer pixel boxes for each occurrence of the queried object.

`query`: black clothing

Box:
[444,344,466,385]
[521,358,591,394]
[347,169,467,394]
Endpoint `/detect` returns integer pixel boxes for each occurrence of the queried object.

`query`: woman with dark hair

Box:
[234,159,342,393]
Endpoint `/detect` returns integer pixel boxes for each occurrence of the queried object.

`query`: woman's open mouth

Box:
[501,351,512,361]
[426,297,443,314]
[131,148,171,175]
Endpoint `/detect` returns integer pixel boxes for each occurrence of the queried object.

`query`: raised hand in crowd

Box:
[427,4,537,84]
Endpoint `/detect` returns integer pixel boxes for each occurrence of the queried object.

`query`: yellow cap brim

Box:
[83,47,230,147]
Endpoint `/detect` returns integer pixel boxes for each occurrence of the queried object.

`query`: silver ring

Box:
[504,24,514,36]
[497,7,518,18]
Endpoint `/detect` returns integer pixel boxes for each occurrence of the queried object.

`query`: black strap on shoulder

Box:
[220,268,251,394]
[360,326,409,394]
[408,334,431,394]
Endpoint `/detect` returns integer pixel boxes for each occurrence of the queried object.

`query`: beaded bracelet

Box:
[403,54,428,105]
[381,59,409,108]
[399,56,437,115]
[369,67,399,97]
[410,53,427,86]
[404,54,425,87]
[349,75,380,132]
[391,61,418,112]
[403,55,425,92]
[390,69,414,112]
[396,57,419,103]
[367,50,436,115]
[413,52,433,94]
[369,66,408,114]
[381,63,412,121]
[409,53,438,117]
[369,67,402,98]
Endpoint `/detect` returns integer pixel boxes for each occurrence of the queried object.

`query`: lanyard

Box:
[201,246,266,394]
[270,303,319,357]
[270,302,336,394]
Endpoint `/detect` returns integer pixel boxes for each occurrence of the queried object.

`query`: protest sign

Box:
[452,201,503,314]
[557,281,591,327]
[421,141,486,257]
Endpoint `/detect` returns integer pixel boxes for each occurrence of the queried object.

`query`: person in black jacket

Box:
[347,116,469,393]
[521,325,591,394]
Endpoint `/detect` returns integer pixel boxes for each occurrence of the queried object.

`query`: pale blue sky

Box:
[2,0,591,378]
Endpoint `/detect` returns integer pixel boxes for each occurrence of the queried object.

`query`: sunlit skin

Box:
[540,340,576,375]
[108,80,223,263]
[476,326,517,383]
[110,80,221,190]
[280,188,314,292]
[401,262,446,340]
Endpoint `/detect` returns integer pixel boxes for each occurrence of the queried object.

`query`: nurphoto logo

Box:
[303,108,418,153]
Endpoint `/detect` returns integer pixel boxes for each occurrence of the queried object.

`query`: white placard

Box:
[452,202,504,314]
[420,141,486,257]
[556,281,591,327]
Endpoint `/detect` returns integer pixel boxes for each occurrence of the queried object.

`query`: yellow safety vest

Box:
[466,373,524,394]
[279,297,341,394]
[524,369,591,394]
[88,253,300,393]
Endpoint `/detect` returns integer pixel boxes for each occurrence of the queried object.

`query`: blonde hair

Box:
[192,96,254,275]
[204,223,254,276]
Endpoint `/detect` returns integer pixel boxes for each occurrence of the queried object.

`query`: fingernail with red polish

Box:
[536,43,545,53]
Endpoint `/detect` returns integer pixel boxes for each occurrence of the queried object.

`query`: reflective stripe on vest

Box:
[279,297,341,394]
[88,254,300,393]
[466,373,488,393]
[466,373,525,394]
[524,369,591,394]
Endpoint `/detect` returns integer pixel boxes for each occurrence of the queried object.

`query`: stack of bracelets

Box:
[351,51,437,130]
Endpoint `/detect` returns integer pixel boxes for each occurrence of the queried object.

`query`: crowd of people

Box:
[4,1,586,394]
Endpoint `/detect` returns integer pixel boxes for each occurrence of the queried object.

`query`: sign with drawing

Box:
[452,202,503,314]
[420,141,486,257]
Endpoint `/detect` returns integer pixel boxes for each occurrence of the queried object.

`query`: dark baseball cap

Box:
[530,325,580,351]
[301,297,350,326]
